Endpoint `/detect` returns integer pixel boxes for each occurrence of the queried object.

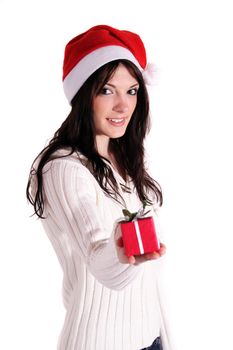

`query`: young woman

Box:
[26,25,173,350]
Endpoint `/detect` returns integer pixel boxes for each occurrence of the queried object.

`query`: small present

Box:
[120,202,160,257]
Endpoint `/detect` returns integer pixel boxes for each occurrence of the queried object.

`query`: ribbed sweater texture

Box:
[38,151,172,350]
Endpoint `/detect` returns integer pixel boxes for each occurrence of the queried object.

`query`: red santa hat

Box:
[63,24,157,104]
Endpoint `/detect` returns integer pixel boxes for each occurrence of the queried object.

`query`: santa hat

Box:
[63,24,157,104]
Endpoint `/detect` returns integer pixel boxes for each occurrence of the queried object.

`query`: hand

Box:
[114,224,166,265]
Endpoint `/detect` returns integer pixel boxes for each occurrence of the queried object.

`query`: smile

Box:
[107,118,126,127]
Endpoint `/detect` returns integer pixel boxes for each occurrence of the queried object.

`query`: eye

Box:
[128,88,138,96]
[100,87,112,95]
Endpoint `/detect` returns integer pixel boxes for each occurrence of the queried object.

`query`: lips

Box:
[107,118,126,127]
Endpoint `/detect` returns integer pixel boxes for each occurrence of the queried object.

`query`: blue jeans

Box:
[140,337,163,350]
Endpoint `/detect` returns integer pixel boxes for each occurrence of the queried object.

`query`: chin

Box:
[110,130,126,139]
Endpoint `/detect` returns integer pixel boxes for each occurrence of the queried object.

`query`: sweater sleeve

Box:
[42,159,142,291]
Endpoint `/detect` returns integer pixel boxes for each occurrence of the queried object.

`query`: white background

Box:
[1,0,233,349]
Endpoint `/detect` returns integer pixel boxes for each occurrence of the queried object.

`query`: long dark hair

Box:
[26,59,162,218]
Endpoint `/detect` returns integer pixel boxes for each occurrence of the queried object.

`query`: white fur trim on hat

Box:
[63,45,141,104]
[142,63,159,85]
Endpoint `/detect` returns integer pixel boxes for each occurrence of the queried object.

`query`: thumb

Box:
[116,236,124,248]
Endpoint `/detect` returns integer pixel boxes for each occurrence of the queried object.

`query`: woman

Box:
[27,25,173,350]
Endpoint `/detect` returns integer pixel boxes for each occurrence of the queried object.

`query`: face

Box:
[92,63,139,145]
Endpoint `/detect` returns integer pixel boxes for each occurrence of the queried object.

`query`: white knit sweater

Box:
[38,150,172,350]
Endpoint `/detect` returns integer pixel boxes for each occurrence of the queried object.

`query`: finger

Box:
[116,237,124,248]
[128,255,136,265]
[131,254,154,265]
[133,251,162,265]
[159,242,166,250]
[158,244,166,255]
[145,252,160,260]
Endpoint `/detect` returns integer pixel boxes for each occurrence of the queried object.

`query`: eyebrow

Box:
[105,83,139,89]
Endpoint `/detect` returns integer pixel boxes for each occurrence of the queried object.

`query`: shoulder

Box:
[42,149,102,203]
[43,148,94,180]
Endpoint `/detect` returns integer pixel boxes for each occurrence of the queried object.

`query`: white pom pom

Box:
[142,62,159,85]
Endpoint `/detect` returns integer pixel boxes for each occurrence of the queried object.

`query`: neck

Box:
[95,135,111,158]
[95,135,126,181]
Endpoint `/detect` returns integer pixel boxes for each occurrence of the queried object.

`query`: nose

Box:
[113,94,129,113]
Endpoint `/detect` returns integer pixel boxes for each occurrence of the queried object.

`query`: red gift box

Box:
[120,216,160,257]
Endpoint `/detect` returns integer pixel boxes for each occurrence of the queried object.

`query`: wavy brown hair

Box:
[26,59,162,218]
